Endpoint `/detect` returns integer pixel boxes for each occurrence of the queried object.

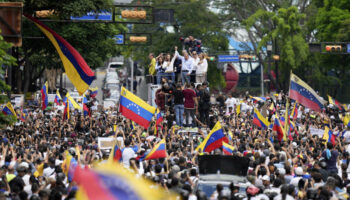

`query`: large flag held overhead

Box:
[2,102,16,119]
[289,73,326,112]
[63,100,70,120]
[222,142,235,155]
[119,86,156,129]
[328,95,345,111]
[290,102,298,120]
[41,81,48,110]
[273,116,286,142]
[253,108,270,129]
[73,162,174,200]
[322,126,336,145]
[25,15,95,95]
[138,139,166,161]
[195,121,228,153]
[54,89,62,105]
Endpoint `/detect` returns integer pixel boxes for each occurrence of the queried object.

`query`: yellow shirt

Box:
[149,58,156,75]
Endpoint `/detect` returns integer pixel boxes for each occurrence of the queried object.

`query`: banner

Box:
[97,137,117,150]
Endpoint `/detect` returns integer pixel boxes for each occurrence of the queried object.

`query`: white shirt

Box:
[43,166,55,177]
[122,147,136,168]
[196,59,208,74]
[175,51,194,73]
[192,57,200,71]
[225,97,237,112]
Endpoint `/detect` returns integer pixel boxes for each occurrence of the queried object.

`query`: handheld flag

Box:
[290,102,298,120]
[250,96,267,103]
[227,130,234,141]
[236,104,241,116]
[195,121,228,153]
[20,108,26,122]
[283,99,290,141]
[253,108,270,129]
[73,162,175,200]
[108,143,123,163]
[119,86,156,129]
[89,87,98,98]
[222,142,235,155]
[41,81,48,110]
[2,102,17,119]
[66,93,82,110]
[289,73,326,112]
[273,117,286,142]
[83,95,90,117]
[155,109,163,125]
[62,151,78,182]
[63,100,70,120]
[328,95,345,111]
[344,115,350,128]
[54,89,62,105]
[25,15,95,95]
[322,126,336,145]
[138,139,166,161]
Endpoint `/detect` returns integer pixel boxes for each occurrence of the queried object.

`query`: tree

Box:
[7,0,128,93]
[245,6,309,90]
[0,32,17,127]
[132,0,228,89]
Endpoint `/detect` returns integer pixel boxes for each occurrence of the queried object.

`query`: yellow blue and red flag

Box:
[108,143,123,163]
[196,121,228,153]
[25,15,95,95]
[227,130,234,141]
[41,81,48,110]
[54,89,62,105]
[328,95,345,111]
[344,115,350,128]
[2,102,16,119]
[273,116,286,142]
[155,108,163,125]
[290,102,298,120]
[63,100,70,120]
[138,139,166,161]
[250,96,268,103]
[62,151,78,182]
[83,95,90,117]
[119,86,156,129]
[73,162,175,200]
[322,126,336,145]
[89,87,98,98]
[222,142,235,155]
[253,108,270,129]
[289,73,326,112]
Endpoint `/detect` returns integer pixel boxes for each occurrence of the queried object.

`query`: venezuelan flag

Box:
[73,162,174,200]
[89,87,98,98]
[289,73,326,112]
[108,144,123,163]
[253,108,270,129]
[227,130,234,141]
[196,121,228,153]
[250,96,267,103]
[2,102,16,119]
[273,117,286,142]
[322,126,336,145]
[63,100,70,120]
[119,86,156,129]
[328,95,345,111]
[66,92,82,110]
[344,115,350,128]
[155,109,163,125]
[290,102,298,120]
[141,139,166,161]
[222,142,235,155]
[83,95,90,116]
[62,151,78,182]
[25,15,95,95]
[54,89,62,105]
[41,81,48,110]
[20,110,26,122]
[236,103,241,116]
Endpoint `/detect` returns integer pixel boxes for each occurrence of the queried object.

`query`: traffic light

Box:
[121,10,146,19]
[325,45,342,52]
[129,36,147,43]
[208,56,215,61]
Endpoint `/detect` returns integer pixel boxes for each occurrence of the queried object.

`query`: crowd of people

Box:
[148,40,208,85]
[1,80,350,200]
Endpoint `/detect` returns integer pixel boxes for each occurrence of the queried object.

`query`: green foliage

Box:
[245,6,309,90]
[207,62,226,90]
[0,33,17,127]
[132,0,228,88]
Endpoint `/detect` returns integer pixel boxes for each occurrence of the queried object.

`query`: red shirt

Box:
[183,88,196,109]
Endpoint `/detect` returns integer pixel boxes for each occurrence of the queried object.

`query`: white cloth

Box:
[122,147,136,168]
[175,51,194,73]
[192,57,200,71]
[43,166,55,177]
[196,59,208,75]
